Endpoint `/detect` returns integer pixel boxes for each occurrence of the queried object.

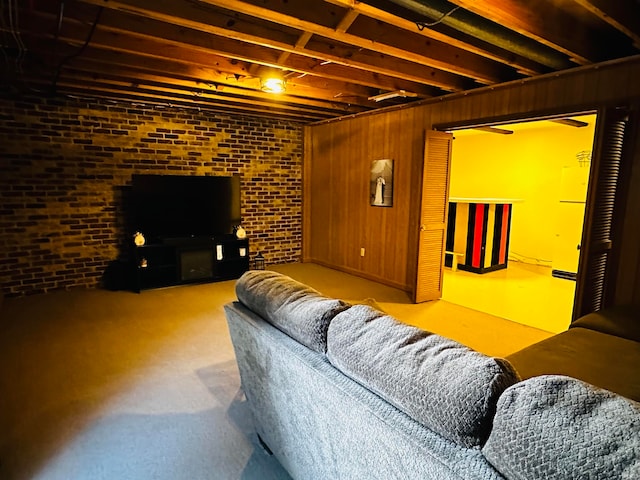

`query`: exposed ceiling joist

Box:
[1,0,638,123]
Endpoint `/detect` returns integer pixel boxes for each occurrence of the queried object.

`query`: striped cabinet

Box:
[445,200,513,274]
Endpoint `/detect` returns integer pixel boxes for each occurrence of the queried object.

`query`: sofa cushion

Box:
[483,375,640,480]
[571,305,640,342]
[326,304,520,448]
[235,270,349,353]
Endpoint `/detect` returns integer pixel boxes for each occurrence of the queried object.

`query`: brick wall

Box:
[0,95,304,297]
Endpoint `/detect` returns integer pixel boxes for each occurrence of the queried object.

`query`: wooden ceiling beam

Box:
[75,0,486,90]
[323,0,547,76]
[335,9,359,34]
[21,49,372,115]
[11,0,639,123]
[36,5,438,97]
[447,0,618,65]
[572,0,640,48]
[35,70,341,121]
[196,0,508,84]
[276,32,314,66]
[25,30,375,109]
[62,57,370,113]
[16,40,367,120]
[23,77,326,122]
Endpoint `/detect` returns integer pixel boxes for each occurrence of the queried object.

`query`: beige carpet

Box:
[270,263,553,357]
[0,277,289,480]
[0,262,552,480]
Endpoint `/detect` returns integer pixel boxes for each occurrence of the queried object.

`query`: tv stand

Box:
[158,236,212,246]
[133,235,249,292]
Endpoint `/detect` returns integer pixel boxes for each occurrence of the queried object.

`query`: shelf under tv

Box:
[133,235,249,292]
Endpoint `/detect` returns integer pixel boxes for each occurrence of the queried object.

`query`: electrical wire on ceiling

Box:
[0,1,8,71]
[50,5,104,94]
[416,5,461,30]
[2,0,28,74]
[8,0,26,71]
[52,1,65,67]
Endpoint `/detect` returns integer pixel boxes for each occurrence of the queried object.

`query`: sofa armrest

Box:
[570,304,640,342]
[506,327,640,402]
[483,375,640,480]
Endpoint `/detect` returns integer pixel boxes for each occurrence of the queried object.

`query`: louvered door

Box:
[574,108,630,319]
[414,130,453,303]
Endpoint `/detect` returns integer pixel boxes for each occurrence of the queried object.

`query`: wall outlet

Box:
[360,247,365,257]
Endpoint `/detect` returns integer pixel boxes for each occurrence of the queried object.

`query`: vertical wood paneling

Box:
[302,126,313,262]
[306,56,640,297]
[308,122,335,263]
[328,119,351,267]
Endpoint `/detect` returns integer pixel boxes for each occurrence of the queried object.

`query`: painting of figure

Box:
[370,159,394,207]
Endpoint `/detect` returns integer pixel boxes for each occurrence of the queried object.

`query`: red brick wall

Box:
[0,96,303,297]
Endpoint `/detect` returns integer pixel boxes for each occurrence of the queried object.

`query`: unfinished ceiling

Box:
[2,0,640,123]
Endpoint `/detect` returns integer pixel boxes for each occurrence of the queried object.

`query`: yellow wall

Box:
[449,119,596,266]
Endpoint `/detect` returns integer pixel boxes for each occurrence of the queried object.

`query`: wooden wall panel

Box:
[305,109,424,289]
[305,55,640,296]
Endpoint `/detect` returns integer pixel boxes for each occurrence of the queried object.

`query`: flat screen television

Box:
[131,174,241,242]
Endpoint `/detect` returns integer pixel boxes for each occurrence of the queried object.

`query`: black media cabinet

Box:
[133,235,249,292]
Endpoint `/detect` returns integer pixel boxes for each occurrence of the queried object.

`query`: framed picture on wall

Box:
[370,159,394,207]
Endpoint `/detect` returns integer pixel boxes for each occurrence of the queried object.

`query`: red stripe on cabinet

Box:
[472,204,485,267]
[499,204,509,264]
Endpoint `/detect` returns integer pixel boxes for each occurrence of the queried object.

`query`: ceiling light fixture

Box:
[368,90,417,102]
[260,69,286,94]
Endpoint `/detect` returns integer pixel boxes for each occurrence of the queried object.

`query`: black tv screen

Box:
[131,174,241,241]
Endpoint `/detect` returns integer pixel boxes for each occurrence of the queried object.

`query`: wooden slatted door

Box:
[574,107,631,319]
[414,130,453,303]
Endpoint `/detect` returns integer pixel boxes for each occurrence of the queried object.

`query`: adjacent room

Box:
[442,114,596,333]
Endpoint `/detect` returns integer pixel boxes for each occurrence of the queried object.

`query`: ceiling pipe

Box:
[386,0,574,70]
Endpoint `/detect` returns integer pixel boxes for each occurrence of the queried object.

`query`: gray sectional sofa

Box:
[224,270,640,480]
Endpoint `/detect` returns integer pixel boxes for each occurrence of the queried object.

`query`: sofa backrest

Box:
[225,300,506,479]
[483,375,640,480]
[326,304,520,448]
[235,270,349,353]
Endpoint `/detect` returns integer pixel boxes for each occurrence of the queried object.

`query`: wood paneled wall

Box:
[304,108,425,290]
[304,55,640,301]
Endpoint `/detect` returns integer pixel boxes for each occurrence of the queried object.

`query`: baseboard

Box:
[551,269,577,281]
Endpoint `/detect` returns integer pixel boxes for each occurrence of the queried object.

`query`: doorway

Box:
[441,114,596,333]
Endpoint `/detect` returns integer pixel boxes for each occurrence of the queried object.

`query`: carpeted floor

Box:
[0,262,553,480]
